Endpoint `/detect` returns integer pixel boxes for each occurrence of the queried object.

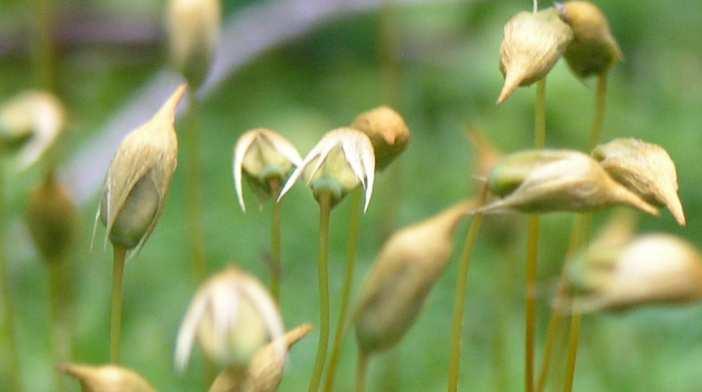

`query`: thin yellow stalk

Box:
[110,246,127,363]
[184,98,207,281]
[535,312,564,392]
[447,187,487,391]
[48,259,69,392]
[0,162,23,391]
[309,192,332,392]
[525,78,547,392]
[588,72,609,150]
[269,180,282,303]
[323,190,362,392]
[356,351,369,392]
[563,314,582,392]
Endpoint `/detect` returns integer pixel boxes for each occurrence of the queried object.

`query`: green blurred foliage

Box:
[1,0,702,391]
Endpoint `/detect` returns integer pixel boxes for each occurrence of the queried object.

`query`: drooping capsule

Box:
[351,106,410,170]
[59,363,156,392]
[555,1,623,78]
[354,200,474,355]
[592,138,685,225]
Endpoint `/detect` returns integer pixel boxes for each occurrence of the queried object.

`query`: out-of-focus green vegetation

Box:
[2,0,702,391]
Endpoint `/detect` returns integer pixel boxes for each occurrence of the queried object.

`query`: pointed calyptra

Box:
[480,149,659,215]
[592,138,685,225]
[95,85,186,253]
[277,128,375,211]
[175,266,285,371]
[563,234,702,313]
[59,363,156,392]
[498,8,573,104]
[351,106,410,170]
[166,0,221,89]
[0,90,64,170]
[555,1,623,78]
[209,324,313,392]
[354,200,474,355]
[232,128,302,212]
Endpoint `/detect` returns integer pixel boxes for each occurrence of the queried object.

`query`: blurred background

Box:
[1,0,702,390]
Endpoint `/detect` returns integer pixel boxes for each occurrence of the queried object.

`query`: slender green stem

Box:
[309,193,332,392]
[447,187,487,391]
[34,0,55,90]
[0,163,22,391]
[356,351,369,392]
[534,79,547,149]
[48,259,68,392]
[525,78,547,392]
[588,72,609,150]
[270,180,282,303]
[110,246,126,363]
[525,216,540,392]
[185,98,207,281]
[323,191,362,392]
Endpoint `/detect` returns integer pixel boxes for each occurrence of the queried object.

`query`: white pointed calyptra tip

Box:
[174,266,285,372]
[592,138,685,226]
[0,90,65,171]
[232,128,302,212]
[277,127,376,212]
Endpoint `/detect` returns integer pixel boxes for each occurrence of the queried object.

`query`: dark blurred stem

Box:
[0,163,23,391]
[525,78,546,392]
[48,259,68,392]
[309,192,332,392]
[269,180,282,303]
[356,351,369,392]
[535,312,564,392]
[588,72,608,150]
[537,213,589,392]
[185,98,207,281]
[110,246,126,363]
[34,0,55,90]
[447,187,486,391]
[323,190,362,392]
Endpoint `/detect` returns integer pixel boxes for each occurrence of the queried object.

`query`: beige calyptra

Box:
[278,128,375,212]
[175,267,285,371]
[95,85,187,253]
[0,90,64,170]
[209,324,313,392]
[351,106,410,170]
[498,8,573,104]
[481,149,659,215]
[233,128,302,212]
[555,1,623,78]
[59,363,155,392]
[354,200,474,355]
[564,234,702,313]
[593,138,685,226]
[166,0,221,89]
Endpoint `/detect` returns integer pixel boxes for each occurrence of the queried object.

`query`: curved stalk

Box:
[588,72,609,150]
[356,350,369,392]
[269,180,282,303]
[110,246,127,363]
[323,190,362,392]
[184,98,207,281]
[309,192,332,392]
[447,187,487,391]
